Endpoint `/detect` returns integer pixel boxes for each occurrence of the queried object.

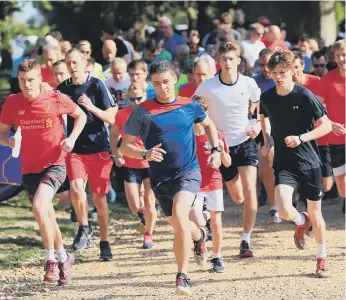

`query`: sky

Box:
[13,1,44,26]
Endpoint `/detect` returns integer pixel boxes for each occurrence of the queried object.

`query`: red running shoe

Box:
[43,260,59,283]
[294,212,310,250]
[314,257,327,278]
[58,253,75,286]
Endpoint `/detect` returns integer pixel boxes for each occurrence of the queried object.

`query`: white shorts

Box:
[333,164,346,176]
[191,189,224,212]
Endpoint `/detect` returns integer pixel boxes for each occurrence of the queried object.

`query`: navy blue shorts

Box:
[123,167,149,184]
[151,169,202,217]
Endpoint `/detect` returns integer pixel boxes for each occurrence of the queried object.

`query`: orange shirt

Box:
[178,83,197,98]
[0,91,77,174]
[114,106,149,169]
[41,65,57,88]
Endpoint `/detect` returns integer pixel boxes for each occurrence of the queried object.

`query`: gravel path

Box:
[0,196,345,300]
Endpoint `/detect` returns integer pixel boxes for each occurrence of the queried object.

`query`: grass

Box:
[0,247,38,270]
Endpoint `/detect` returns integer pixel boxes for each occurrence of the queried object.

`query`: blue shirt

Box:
[164,33,186,57]
[146,82,156,100]
[57,76,115,154]
[252,73,275,93]
[124,97,206,182]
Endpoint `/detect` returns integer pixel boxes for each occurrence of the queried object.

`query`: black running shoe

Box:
[175,273,192,296]
[72,225,93,251]
[211,257,225,273]
[239,240,253,258]
[100,241,113,261]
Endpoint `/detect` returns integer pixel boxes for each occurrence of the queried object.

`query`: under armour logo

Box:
[293,106,299,109]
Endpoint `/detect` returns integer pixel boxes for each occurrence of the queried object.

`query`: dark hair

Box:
[292,50,303,61]
[149,60,175,76]
[127,59,148,72]
[103,21,117,36]
[268,51,295,71]
[150,30,166,43]
[298,33,309,43]
[52,60,66,68]
[18,59,41,75]
[87,57,95,66]
[259,48,273,58]
[145,38,158,53]
[311,50,327,61]
[218,41,241,57]
[46,30,63,42]
[192,95,208,112]
[220,12,232,25]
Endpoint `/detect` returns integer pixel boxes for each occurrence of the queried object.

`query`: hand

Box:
[78,94,94,112]
[331,122,346,136]
[219,139,225,151]
[261,142,273,157]
[246,122,261,139]
[208,152,221,169]
[60,137,75,152]
[8,136,15,149]
[146,143,167,162]
[114,156,125,167]
[285,136,301,148]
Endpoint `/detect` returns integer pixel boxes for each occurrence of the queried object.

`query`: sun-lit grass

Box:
[0,247,38,270]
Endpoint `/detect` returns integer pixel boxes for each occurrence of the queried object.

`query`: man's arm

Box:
[89,105,118,125]
[0,123,13,147]
[110,124,122,156]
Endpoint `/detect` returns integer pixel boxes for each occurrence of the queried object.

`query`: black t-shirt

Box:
[90,38,129,66]
[57,76,116,154]
[260,84,326,171]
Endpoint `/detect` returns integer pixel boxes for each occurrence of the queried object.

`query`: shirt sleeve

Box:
[96,79,116,110]
[124,106,144,136]
[193,102,207,124]
[259,94,268,117]
[114,110,123,130]
[305,89,326,121]
[0,95,15,125]
[249,78,261,103]
[57,91,77,115]
[115,39,129,57]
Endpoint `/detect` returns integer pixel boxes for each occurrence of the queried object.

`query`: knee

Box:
[94,195,108,210]
[210,218,222,232]
[70,187,85,201]
[32,204,46,222]
[171,214,189,232]
[232,196,244,204]
[277,207,291,220]
[308,211,323,226]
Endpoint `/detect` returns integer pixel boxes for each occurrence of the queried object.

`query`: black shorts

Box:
[329,144,345,169]
[151,169,201,217]
[274,168,323,201]
[220,138,258,182]
[318,145,333,178]
[57,177,70,194]
[23,165,66,202]
[123,167,149,184]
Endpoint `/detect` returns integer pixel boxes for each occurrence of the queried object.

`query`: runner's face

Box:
[43,49,58,70]
[128,89,145,107]
[259,55,271,80]
[219,51,240,74]
[271,65,293,87]
[65,51,86,80]
[128,68,146,84]
[334,48,346,71]
[312,56,327,77]
[79,44,92,59]
[151,71,176,100]
[111,64,126,82]
[85,64,95,76]
[194,64,211,87]
[18,69,42,99]
[53,63,69,84]
[292,58,304,82]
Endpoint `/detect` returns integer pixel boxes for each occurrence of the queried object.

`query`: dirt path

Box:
[0,195,345,300]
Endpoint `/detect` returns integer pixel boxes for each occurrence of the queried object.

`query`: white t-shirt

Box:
[195,74,261,147]
[105,73,131,108]
[241,40,265,67]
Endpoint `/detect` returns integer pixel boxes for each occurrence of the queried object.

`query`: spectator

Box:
[41,44,60,88]
[241,23,265,68]
[159,16,186,57]
[311,51,328,77]
[298,33,313,73]
[262,25,288,52]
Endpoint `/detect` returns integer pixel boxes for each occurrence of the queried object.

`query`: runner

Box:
[110,82,157,249]
[195,42,261,257]
[317,40,346,199]
[260,51,332,277]
[57,48,118,261]
[52,60,70,86]
[0,59,87,284]
[41,44,60,88]
[189,95,232,273]
[121,60,222,296]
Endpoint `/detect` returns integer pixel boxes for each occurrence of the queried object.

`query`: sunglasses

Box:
[128,96,143,101]
[313,64,325,68]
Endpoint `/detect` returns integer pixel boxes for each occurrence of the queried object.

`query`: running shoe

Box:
[143,233,154,249]
[268,209,282,224]
[294,212,310,250]
[58,253,75,286]
[239,240,253,258]
[100,241,113,261]
[211,257,225,273]
[193,227,208,266]
[72,225,93,251]
[175,273,192,296]
[314,257,327,278]
[43,260,59,283]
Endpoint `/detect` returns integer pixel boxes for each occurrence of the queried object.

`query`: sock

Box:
[56,246,68,263]
[242,233,251,244]
[212,251,222,259]
[316,243,327,258]
[46,248,56,261]
[270,206,277,211]
[294,212,305,226]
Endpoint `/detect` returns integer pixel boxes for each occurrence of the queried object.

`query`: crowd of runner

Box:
[0,11,345,297]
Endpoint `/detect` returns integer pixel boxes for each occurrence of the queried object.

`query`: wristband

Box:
[142,150,148,160]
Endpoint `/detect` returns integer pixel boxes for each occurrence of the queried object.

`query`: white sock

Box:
[46,248,56,261]
[212,251,222,259]
[316,243,327,258]
[294,212,305,226]
[242,233,251,244]
[270,206,277,211]
[56,246,68,263]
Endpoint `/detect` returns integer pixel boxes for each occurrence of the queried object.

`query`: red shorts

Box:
[66,151,113,195]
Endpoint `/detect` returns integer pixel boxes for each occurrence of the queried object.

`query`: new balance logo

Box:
[293,106,299,109]
[17,110,25,115]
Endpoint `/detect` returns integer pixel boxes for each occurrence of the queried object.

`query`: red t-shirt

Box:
[196,131,229,192]
[114,106,149,169]
[0,91,77,174]
[41,65,57,88]
[317,69,345,145]
[262,39,289,52]
[301,74,328,146]
[178,83,197,98]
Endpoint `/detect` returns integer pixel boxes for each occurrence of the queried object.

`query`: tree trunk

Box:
[320,0,336,46]
[196,1,209,38]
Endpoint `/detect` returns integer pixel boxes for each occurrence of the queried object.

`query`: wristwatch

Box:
[211,146,222,153]
[142,150,148,160]
[299,134,305,143]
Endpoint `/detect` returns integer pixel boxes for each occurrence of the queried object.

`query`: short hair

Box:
[127,60,148,72]
[192,95,208,112]
[52,60,66,68]
[65,48,84,58]
[159,16,172,26]
[77,40,92,49]
[110,57,127,68]
[190,30,200,39]
[194,54,216,74]
[127,82,145,94]
[145,38,159,53]
[220,12,232,25]
[293,50,303,61]
[268,51,295,71]
[298,33,309,43]
[259,48,273,58]
[47,30,63,42]
[218,42,241,57]
[176,44,190,56]
[332,39,346,52]
[311,51,327,61]
[87,57,95,66]
[42,44,59,54]
[18,59,41,75]
[149,60,175,77]
[249,23,264,34]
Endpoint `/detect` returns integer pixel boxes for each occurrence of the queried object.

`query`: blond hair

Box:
[332,39,346,52]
